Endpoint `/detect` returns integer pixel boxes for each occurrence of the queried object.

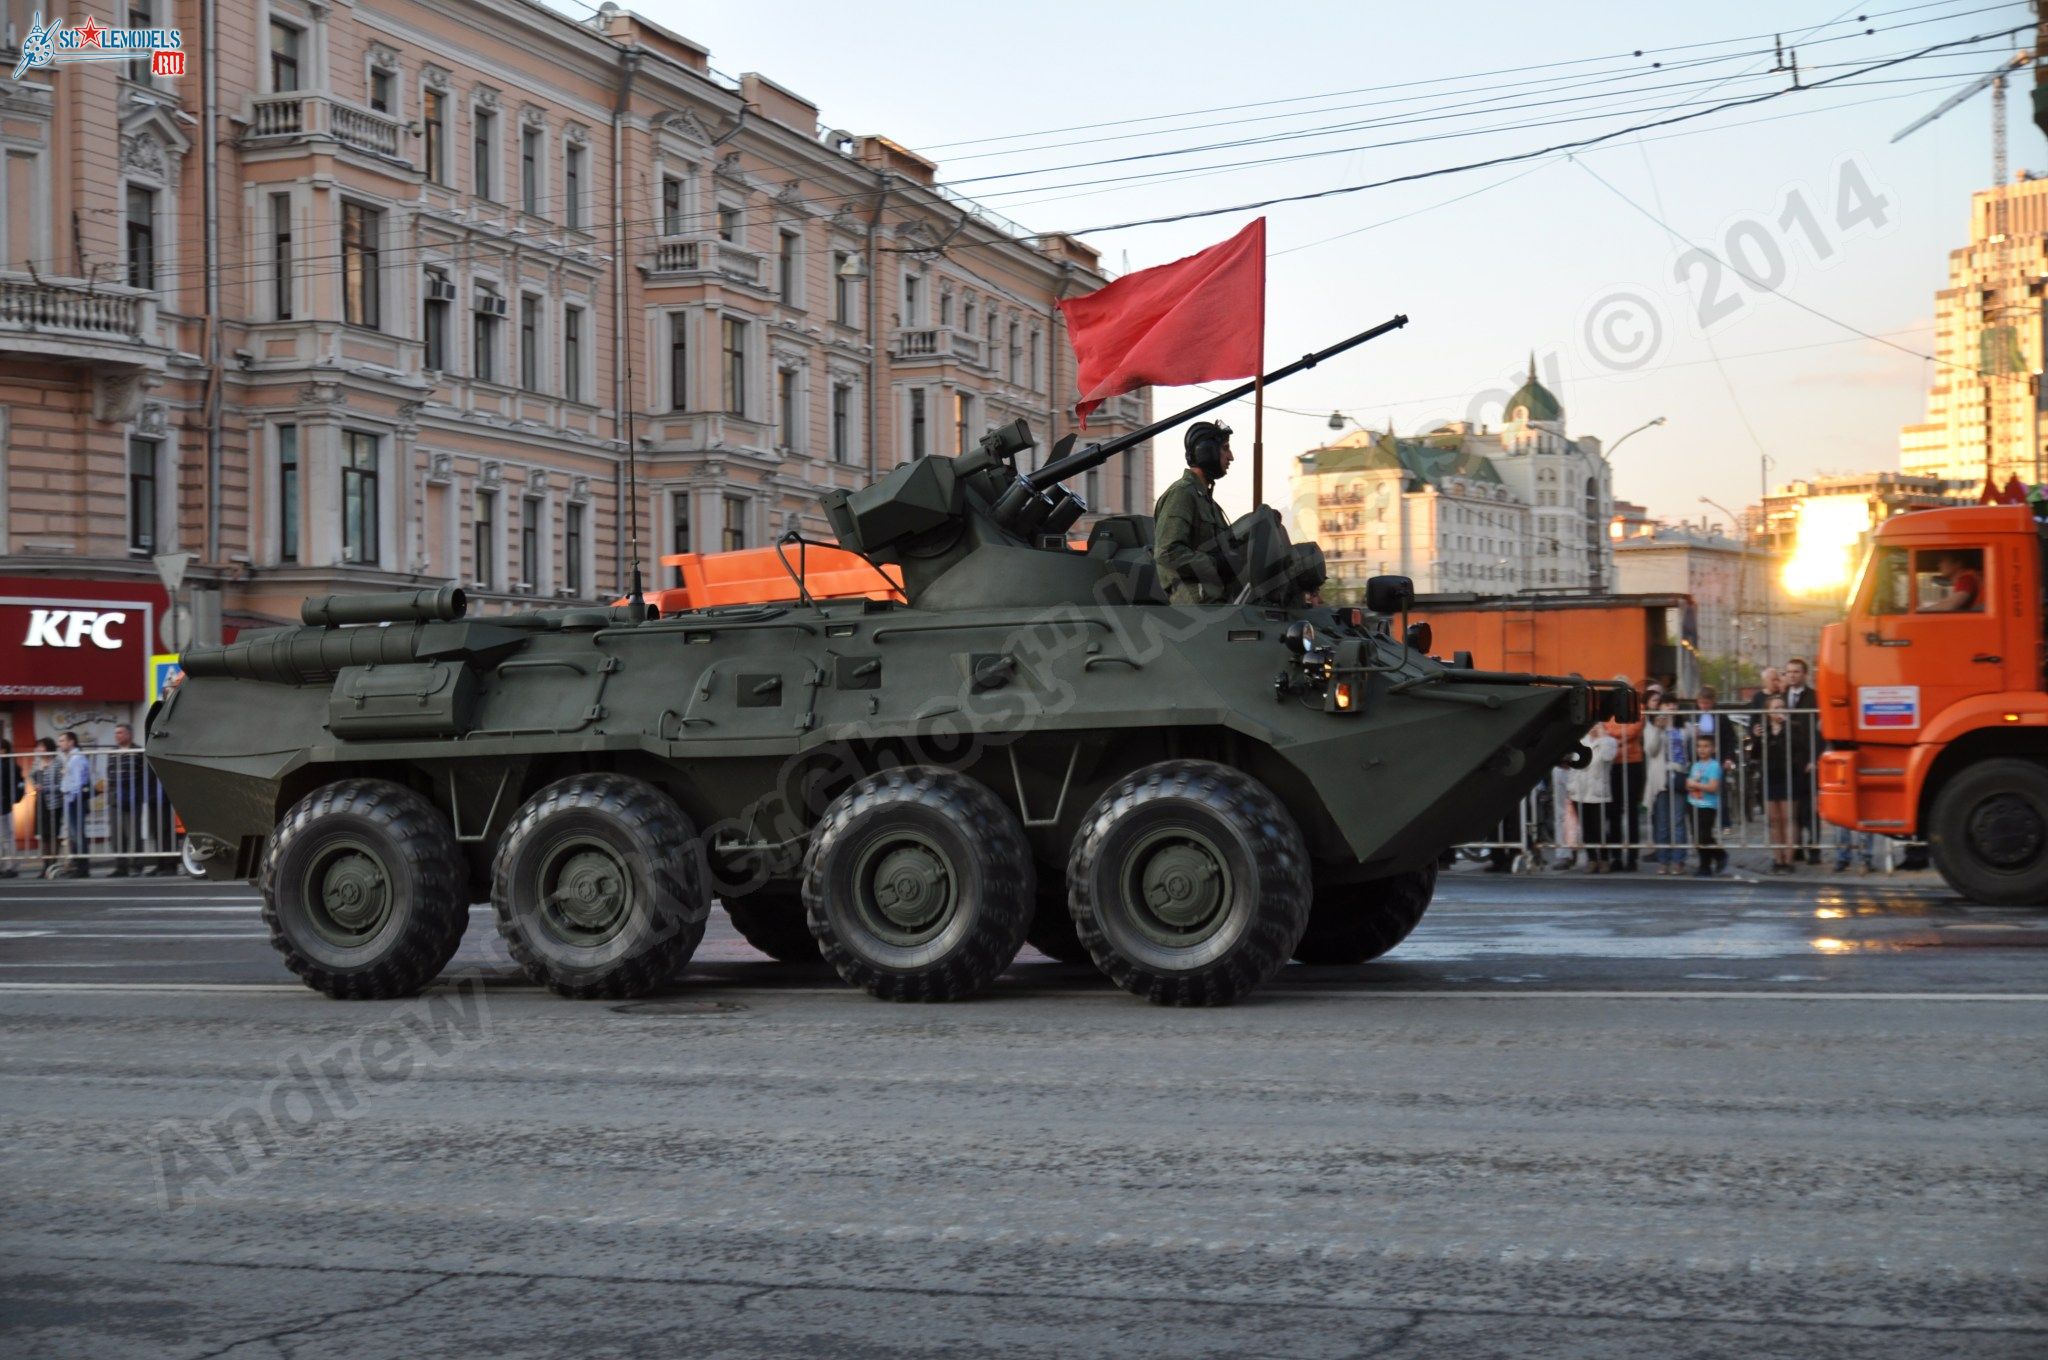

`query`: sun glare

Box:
[1782,497,1873,598]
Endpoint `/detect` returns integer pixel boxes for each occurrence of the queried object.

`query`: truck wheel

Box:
[1927,759,2048,906]
[1293,864,1436,965]
[802,767,1033,1001]
[1026,882,1092,964]
[491,774,708,998]
[721,890,821,963]
[1069,760,1310,1006]
[261,779,467,1000]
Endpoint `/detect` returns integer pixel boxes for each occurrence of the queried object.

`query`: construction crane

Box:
[1892,49,2033,185]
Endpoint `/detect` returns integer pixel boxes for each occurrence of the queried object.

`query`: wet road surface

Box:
[1,870,2042,1357]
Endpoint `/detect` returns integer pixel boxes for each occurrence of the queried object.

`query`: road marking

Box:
[0,932,272,941]
[0,982,2039,1002]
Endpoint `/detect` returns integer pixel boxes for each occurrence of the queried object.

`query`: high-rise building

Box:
[0,1,1146,746]
[1899,175,2048,490]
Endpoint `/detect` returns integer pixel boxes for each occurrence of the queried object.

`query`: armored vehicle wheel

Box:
[1292,864,1436,965]
[722,890,822,963]
[1025,882,1092,964]
[260,779,468,1000]
[802,767,1033,1001]
[491,774,708,999]
[1928,759,2048,905]
[1069,760,1310,1006]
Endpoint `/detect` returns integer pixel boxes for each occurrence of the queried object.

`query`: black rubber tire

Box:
[722,890,822,963]
[491,774,708,998]
[802,766,1033,1001]
[1292,864,1437,965]
[1927,758,2048,906]
[260,779,467,1000]
[1069,760,1310,1006]
[1025,881,1093,964]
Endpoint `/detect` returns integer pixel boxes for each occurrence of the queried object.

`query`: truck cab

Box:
[1817,504,2048,903]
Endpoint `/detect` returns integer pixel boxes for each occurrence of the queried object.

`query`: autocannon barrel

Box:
[179,623,428,685]
[301,586,467,627]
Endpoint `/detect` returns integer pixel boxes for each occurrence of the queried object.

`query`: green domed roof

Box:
[1506,353,1562,424]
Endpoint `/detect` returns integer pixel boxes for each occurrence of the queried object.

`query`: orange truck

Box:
[1817,503,2048,904]
[1415,592,1696,692]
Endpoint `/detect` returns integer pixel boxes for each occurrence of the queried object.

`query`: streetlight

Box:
[1606,415,1667,457]
[1328,411,1364,432]
[1700,494,1754,672]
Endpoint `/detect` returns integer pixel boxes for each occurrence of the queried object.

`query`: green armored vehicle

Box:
[148,320,1632,1006]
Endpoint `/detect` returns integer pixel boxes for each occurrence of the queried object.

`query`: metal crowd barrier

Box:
[3,743,187,879]
[1453,703,1912,875]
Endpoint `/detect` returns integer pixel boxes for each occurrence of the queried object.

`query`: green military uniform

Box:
[1152,469,1235,605]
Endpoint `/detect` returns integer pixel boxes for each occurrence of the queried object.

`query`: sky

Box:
[597,0,2033,526]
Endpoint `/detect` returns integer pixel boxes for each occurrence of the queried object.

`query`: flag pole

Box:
[1251,223,1268,508]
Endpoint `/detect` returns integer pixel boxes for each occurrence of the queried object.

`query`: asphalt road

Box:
[1,868,2043,1358]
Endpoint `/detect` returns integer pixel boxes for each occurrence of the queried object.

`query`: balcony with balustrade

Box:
[888,326,989,367]
[0,273,168,369]
[244,92,409,165]
[642,236,767,291]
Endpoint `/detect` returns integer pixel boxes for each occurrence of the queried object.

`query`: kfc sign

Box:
[0,581,160,702]
[22,609,127,650]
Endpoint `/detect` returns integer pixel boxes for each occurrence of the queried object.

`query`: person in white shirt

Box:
[55,731,91,878]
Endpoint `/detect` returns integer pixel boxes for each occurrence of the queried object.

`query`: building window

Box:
[423,89,447,183]
[342,432,380,565]
[717,204,740,243]
[127,0,155,82]
[1121,449,1134,513]
[127,437,158,553]
[422,269,450,371]
[1029,328,1042,390]
[340,202,381,329]
[473,286,500,382]
[940,286,953,327]
[669,313,688,412]
[670,491,690,584]
[909,388,927,459]
[474,489,497,589]
[270,193,293,319]
[520,126,541,215]
[904,274,923,326]
[1008,322,1021,383]
[564,502,585,596]
[563,305,583,402]
[778,230,799,306]
[722,316,747,416]
[661,176,684,235]
[953,392,973,454]
[369,66,394,114]
[723,495,747,552]
[277,425,299,563]
[832,253,854,324]
[270,20,301,93]
[777,370,797,450]
[519,294,540,391]
[125,185,155,290]
[963,297,977,333]
[473,107,496,200]
[831,383,851,463]
[520,495,541,588]
[564,144,584,229]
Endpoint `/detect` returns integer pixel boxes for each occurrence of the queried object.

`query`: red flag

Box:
[1059,219,1265,426]
[2003,474,2029,504]
[1980,474,2000,505]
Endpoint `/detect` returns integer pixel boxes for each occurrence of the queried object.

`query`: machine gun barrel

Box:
[1023,313,1408,492]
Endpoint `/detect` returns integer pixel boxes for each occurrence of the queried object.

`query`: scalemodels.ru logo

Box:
[11,12,186,81]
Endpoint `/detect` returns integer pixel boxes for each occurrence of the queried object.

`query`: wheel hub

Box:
[303,841,393,945]
[851,832,956,945]
[539,840,633,944]
[1122,829,1233,944]
[1968,793,2045,869]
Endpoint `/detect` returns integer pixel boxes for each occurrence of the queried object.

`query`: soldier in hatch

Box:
[1153,420,1239,604]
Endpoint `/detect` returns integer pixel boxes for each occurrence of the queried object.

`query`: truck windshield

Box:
[1857,546,1910,616]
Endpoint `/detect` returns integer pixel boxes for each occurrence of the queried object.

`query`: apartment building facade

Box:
[0,0,1147,745]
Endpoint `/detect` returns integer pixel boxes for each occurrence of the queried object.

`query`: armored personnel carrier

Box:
[148,319,1631,1006]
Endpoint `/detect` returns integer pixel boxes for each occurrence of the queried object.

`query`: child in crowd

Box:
[1685,732,1726,878]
